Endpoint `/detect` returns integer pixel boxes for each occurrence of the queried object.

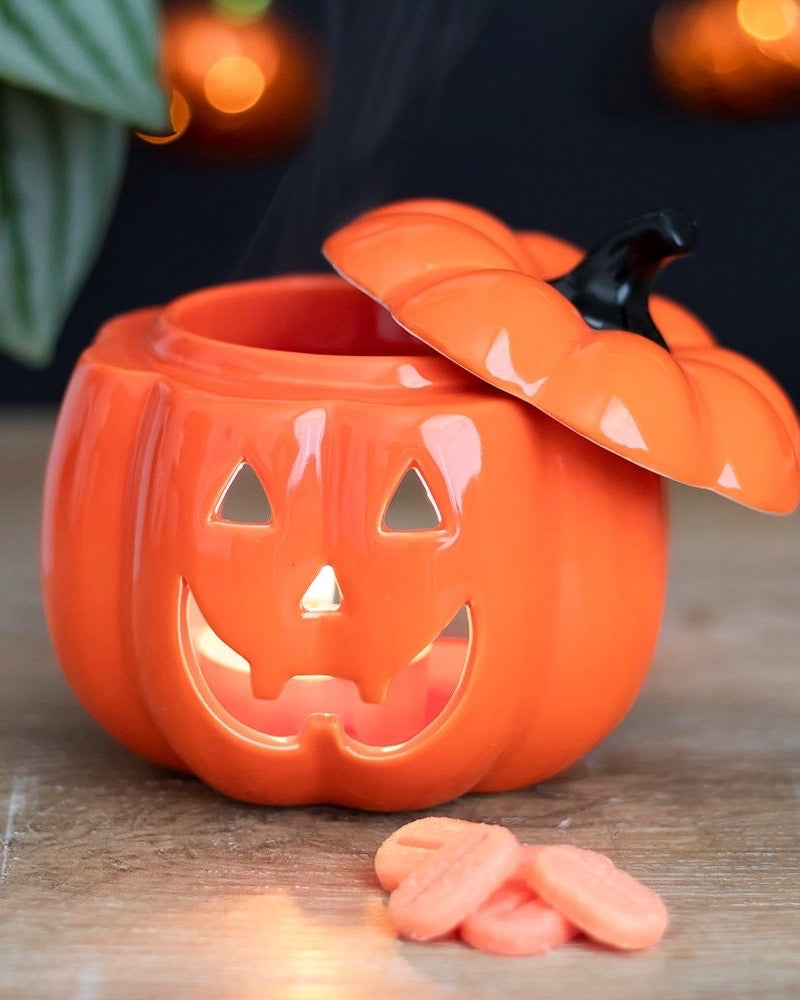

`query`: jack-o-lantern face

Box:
[129,380,567,807]
[183,458,471,747]
[43,275,668,811]
[165,400,477,750]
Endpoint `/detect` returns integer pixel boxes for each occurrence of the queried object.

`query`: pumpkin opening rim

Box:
[146,274,483,395]
[163,273,440,358]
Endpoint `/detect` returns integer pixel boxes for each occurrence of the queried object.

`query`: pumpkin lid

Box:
[323,198,800,513]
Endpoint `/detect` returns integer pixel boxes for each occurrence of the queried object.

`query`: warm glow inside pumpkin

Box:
[184,586,471,747]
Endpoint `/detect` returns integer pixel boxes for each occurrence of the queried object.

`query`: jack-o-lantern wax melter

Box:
[41,200,800,811]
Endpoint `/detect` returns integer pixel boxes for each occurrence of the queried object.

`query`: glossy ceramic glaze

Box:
[324,198,800,514]
[41,275,667,811]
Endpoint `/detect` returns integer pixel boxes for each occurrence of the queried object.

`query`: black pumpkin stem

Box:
[548,208,698,351]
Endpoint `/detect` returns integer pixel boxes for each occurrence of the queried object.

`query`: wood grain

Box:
[1,410,799,998]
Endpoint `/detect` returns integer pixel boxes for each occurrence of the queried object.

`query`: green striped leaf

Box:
[0,0,167,130]
[0,84,127,366]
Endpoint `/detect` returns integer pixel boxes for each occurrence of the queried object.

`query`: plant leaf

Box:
[0,0,167,130]
[0,84,127,367]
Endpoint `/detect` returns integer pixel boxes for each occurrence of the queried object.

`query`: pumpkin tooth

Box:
[251,673,290,702]
[356,674,392,706]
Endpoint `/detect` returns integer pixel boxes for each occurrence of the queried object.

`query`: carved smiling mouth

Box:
[180,584,472,749]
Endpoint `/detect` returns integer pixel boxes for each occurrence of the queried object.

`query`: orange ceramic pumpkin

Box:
[42,275,667,810]
[41,200,800,811]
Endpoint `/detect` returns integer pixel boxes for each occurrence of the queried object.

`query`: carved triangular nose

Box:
[300,564,343,614]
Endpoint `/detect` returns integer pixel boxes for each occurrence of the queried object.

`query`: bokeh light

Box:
[736,0,798,41]
[140,4,321,161]
[652,0,800,115]
[203,54,273,114]
[136,88,191,144]
[212,0,272,22]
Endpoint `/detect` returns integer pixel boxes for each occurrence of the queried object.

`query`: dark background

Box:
[2,0,799,405]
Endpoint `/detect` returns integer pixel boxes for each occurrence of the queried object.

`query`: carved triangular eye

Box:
[383,467,442,531]
[216,463,273,524]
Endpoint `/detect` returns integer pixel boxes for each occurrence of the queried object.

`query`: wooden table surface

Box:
[1,409,799,999]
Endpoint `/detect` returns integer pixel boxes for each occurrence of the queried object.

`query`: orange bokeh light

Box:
[146,5,321,159]
[652,0,800,114]
[136,88,192,145]
[736,0,799,40]
[203,54,271,113]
